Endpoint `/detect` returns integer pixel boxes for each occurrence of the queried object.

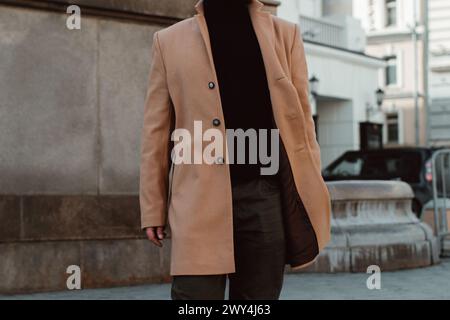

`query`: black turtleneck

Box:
[204,0,277,186]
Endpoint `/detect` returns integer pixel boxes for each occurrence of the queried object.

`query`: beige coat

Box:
[140,0,331,276]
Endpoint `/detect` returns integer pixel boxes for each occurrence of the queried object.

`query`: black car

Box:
[322,147,450,216]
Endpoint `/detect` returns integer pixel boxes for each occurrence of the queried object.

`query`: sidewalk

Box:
[2,259,450,300]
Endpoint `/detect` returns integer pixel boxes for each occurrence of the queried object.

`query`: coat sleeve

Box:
[290,24,322,170]
[139,31,173,229]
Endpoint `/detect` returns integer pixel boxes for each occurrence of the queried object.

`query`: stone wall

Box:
[0,195,169,293]
[0,1,185,196]
[0,1,278,195]
[0,0,178,294]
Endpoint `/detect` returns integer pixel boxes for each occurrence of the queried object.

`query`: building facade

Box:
[278,0,385,167]
[353,0,427,147]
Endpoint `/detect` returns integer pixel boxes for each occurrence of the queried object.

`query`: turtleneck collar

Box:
[204,0,251,6]
[196,0,263,15]
[203,0,250,13]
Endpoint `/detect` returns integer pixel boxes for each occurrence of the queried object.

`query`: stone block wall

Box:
[0,195,172,294]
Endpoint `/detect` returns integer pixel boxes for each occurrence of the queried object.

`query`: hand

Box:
[145,226,166,247]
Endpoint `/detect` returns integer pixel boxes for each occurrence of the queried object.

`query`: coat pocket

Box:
[277,77,304,121]
[167,158,176,207]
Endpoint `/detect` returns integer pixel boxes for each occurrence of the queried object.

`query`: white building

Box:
[278,0,386,167]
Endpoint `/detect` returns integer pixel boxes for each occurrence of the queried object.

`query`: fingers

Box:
[156,227,165,241]
[145,227,163,247]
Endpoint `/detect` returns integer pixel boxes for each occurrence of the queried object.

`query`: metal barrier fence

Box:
[431,149,450,253]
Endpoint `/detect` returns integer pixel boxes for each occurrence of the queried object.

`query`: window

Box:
[386,113,399,144]
[324,151,422,184]
[326,156,364,177]
[385,0,397,27]
[385,55,398,86]
[368,0,376,31]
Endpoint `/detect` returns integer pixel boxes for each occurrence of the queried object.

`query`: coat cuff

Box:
[141,214,167,230]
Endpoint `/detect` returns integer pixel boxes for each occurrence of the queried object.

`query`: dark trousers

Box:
[171,176,286,300]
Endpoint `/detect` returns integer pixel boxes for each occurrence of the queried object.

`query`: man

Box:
[140,0,331,300]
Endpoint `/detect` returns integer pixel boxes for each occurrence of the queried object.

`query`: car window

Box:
[325,152,423,183]
[328,157,364,177]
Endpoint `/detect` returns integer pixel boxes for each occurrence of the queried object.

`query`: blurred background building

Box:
[353,0,427,147]
[428,0,450,146]
[278,0,385,167]
[279,0,450,152]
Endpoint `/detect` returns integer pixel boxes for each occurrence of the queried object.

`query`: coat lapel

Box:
[194,1,216,75]
[247,1,287,83]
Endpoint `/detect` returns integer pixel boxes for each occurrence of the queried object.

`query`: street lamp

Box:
[376,88,385,109]
[309,75,319,97]
[366,88,386,121]
[309,76,320,136]
[362,89,386,150]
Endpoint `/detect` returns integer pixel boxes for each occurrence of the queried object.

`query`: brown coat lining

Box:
[278,139,319,267]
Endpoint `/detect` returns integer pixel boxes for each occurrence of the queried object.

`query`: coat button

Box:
[216,157,225,165]
[212,118,221,127]
[208,82,215,89]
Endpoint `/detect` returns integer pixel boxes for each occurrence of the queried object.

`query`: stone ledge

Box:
[292,181,440,273]
[292,215,439,273]
[0,239,171,294]
[293,240,437,273]
[328,180,414,201]
[0,0,198,25]
[0,195,144,243]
